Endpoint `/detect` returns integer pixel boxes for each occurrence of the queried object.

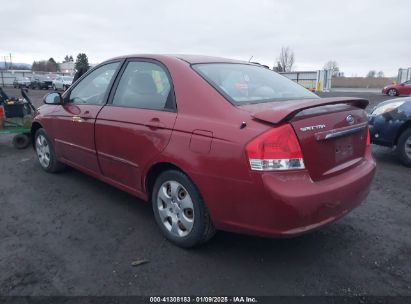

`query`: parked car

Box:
[31,55,376,248]
[382,80,411,96]
[369,97,411,166]
[30,75,53,90]
[13,77,31,88]
[53,75,74,91]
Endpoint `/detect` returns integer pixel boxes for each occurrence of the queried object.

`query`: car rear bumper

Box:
[201,150,376,238]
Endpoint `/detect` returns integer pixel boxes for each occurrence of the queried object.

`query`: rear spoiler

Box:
[248,97,369,124]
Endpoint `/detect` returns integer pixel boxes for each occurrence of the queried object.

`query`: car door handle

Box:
[144,118,165,129]
[72,116,84,122]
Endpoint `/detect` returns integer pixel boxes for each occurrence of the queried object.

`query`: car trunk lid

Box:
[240,97,369,180]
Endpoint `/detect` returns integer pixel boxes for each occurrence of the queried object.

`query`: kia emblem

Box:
[346,115,355,125]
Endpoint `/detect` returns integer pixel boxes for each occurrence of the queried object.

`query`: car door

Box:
[95,59,177,193]
[403,80,411,94]
[51,61,122,175]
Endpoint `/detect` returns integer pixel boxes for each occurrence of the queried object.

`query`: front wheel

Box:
[35,128,65,173]
[397,128,411,167]
[152,170,215,248]
[387,89,398,96]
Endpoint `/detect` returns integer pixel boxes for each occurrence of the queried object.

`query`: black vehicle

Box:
[13,77,31,88]
[369,97,411,166]
[30,75,53,90]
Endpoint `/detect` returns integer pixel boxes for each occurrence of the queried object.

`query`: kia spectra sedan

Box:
[32,54,376,248]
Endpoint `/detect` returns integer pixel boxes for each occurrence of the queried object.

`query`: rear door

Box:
[95,59,177,192]
[52,61,122,174]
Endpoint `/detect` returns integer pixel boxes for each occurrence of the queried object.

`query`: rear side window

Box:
[192,63,318,105]
[112,61,172,110]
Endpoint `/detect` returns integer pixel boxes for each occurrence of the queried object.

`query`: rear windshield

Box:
[192,63,318,105]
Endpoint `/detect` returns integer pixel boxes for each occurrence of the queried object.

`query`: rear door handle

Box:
[72,116,84,122]
[144,118,165,129]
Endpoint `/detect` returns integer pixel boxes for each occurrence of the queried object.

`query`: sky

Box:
[1,0,410,77]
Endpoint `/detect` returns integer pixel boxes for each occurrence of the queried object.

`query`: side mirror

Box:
[43,92,63,105]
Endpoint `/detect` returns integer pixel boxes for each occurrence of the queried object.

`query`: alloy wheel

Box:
[36,134,51,168]
[388,89,397,96]
[157,180,194,238]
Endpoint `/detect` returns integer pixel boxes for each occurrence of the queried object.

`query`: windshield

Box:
[63,76,73,81]
[192,63,318,105]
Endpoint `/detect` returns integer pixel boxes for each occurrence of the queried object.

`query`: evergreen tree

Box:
[75,53,90,72]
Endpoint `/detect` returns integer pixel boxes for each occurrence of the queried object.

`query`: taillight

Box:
[246,124,305,171]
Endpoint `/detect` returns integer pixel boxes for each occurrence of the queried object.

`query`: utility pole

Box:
[3,56,7,70]
[9,53,12,69]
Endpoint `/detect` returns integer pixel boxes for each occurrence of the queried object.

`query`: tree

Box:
[32,61,38,71]
[377,71,385,78]
[274,46,295,72]
[324,60,340,77]
[366,70,376,78]
[75,53,90,72]
[47,57,58,72]
[63,55,74,63]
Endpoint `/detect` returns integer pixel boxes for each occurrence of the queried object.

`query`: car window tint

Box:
[69,62,120,105]
[112,61,171,110]
[193,63,318,105]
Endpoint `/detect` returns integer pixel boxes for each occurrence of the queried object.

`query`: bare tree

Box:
[377,71,385,78]
[366,70,376,78]
[274,46,295,72]
[324,60,340,76]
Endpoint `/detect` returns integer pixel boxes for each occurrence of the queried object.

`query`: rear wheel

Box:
[387,89,398,96]
[12,134,31,149]
[152,170,215,248]
[35,128,65,173]
[397,128,411,167]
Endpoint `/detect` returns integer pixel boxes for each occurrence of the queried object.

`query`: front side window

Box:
[69,62,120,105]
[112,61,172,110]
[192,63,318,105]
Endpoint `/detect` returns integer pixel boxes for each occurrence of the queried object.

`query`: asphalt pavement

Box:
[0,88,410,296]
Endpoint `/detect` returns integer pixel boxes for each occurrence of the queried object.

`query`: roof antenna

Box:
[248,56,253,62]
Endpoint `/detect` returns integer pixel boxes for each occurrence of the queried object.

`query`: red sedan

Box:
[382,80,411,96]
[32,55,376,247]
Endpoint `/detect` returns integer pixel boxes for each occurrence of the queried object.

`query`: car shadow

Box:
[55,164,366,272]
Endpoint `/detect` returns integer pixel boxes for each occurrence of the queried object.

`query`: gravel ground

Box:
[0,88,410,296]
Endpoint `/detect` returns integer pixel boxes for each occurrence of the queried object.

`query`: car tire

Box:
[12,133,31,149]
[152,170,215,248]
[387,89,398,97]
[34,128,66,173]
[397,128,411,167]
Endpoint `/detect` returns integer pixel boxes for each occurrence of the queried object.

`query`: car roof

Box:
[107,54,248,64]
